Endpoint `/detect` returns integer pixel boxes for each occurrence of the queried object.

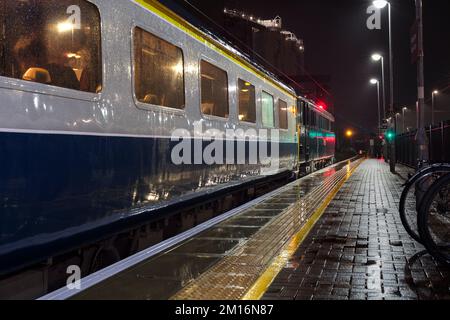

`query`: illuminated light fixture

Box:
[346,130,354,138]
[67,53,81,59]
[244,82,251,86]
[241,89,249,93]
[373,0,388,9]
[57,21,75,33]
[403,107,408,111]
[316,101,327,110]
[433,90,439,95]
[371,53,383,62]
[370,78,379,85]
[239,114,245,121]
[250,16,254,20]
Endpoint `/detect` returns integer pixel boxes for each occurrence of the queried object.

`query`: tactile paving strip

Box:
[171,159,364,300]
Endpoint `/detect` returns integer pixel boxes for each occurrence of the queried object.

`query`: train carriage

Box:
[0,0,334,293]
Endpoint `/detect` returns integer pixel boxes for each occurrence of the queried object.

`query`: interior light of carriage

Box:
[67,53,81,59]
[57,21,75,33]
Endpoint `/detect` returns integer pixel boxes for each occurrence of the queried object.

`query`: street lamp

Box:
[432,90,439,125]
[370,79,381,135]
[373,0,388,9]
[345,130,354,138]
[371,53,386,120]
[402,107,408,133]
[395,112,401,132]
[373,0,395,173]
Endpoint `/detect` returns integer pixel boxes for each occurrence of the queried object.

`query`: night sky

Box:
[165,0,450,136]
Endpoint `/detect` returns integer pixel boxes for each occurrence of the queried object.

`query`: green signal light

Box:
[385,130,396,141]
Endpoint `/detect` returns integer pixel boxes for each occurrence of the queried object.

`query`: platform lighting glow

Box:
[373,0,388,9]
[57,21,74,33]
[433,90,439,95]
[403,107,408,111]
[370,79,379,85]
[371,53,383,62]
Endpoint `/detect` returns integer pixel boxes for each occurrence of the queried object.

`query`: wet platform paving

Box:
[262,160,450,300]
[65,158,363,300]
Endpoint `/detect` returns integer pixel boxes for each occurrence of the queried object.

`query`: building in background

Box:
[223,9,305,81]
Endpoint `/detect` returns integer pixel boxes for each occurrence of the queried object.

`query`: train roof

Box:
[299,96,335,121]
[133,0,298,99]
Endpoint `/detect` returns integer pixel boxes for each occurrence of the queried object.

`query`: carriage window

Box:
[134,28,185,109]
[278,99,288,130]
[237,79,256,123]
[0,0,102,93]
[201,60,229,118]
[262,91,275,128]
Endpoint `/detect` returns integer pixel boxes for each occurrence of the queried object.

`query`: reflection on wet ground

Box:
[71,159,359,300]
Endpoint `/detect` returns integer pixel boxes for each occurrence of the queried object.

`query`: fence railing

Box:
[396,120,450,168]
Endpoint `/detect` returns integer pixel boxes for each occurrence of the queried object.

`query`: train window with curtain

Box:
[200,60,229,118]
[134,27,185,109]
[237,79,256,123]
[0,0,102,93]
[278,99,288,130]
[262,91,275,128]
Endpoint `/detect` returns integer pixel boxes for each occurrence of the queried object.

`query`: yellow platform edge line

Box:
[242,159,364,300]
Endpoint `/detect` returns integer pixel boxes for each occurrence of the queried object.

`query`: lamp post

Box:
[414,0,429,167]
[395,113,401,133]
[370,79,381,135]
[371,54,386,120]
[373,0,396,173]
[402,107,408,133]
[432,90,439,125]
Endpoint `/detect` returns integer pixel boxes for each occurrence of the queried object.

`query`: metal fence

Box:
[396,120,450,168]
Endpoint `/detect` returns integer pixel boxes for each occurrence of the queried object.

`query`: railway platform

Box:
[40,158,450,300]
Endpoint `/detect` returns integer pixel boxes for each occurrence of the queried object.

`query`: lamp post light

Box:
[432,90,439,125]
[372,0,396,173]
[370,79,381,135]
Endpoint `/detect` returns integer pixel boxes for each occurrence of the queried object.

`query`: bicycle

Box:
[399,163,450,244]
[418,172,450,265]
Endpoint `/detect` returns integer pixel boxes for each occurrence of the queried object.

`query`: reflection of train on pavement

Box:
[0,0,335,296]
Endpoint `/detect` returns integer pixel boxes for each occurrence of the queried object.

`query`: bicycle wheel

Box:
[399,169,444,244]
[418,173,450,265]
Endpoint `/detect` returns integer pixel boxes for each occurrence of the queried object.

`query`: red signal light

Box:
[316,101,327,110]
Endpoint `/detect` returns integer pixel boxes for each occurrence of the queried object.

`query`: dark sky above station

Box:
[163,0,450,135]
